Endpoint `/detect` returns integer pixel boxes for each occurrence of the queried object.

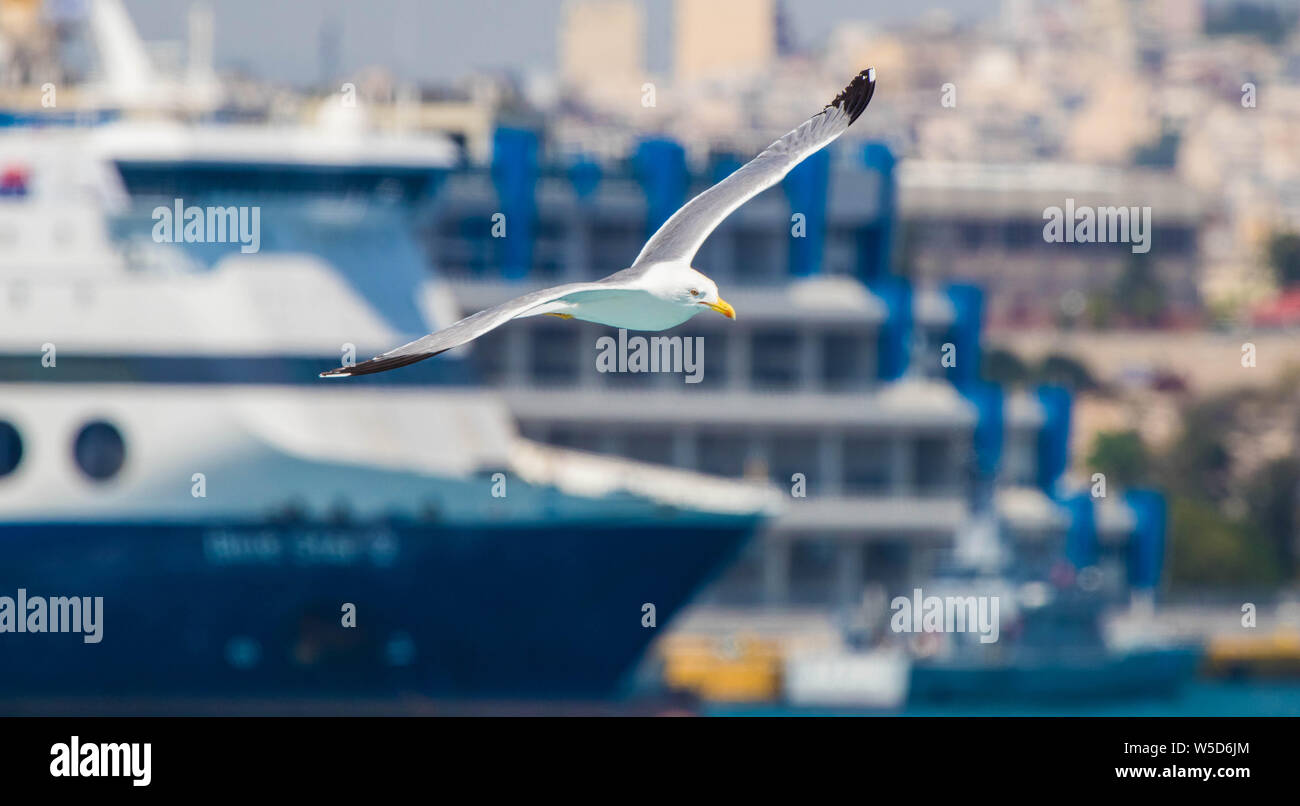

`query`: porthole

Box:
[73,420,126,481]
[0,420,21,478]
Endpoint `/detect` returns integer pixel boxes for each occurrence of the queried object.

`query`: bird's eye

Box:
[690,288,699,296]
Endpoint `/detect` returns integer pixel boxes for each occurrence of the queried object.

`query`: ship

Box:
[0,110,777,701]
[905,512,1202,705]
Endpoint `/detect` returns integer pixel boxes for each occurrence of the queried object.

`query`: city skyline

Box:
[120,0,999,86]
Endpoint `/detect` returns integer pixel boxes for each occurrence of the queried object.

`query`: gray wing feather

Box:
[632,67,876,269]
[320,281,614,377]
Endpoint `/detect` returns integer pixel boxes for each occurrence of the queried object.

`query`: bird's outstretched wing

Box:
[320,282,621,377]
[631,67,876,269]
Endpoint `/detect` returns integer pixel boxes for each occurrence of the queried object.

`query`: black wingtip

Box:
[318,348,450,379]
[827,67,876,125]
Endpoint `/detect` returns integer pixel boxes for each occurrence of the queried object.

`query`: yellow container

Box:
[1204,631,1300,678]
[659,634,783,702]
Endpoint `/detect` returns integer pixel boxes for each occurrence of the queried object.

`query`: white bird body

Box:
[528,263,715,331]
[321,68,876,378]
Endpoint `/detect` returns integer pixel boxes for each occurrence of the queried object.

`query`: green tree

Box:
[1035,353,1096,391]
[1086,290,1114,328]
[1087,430,1148,489]
[981,347,1028,387]
[1114,252,1166,326]
[1157,396,1236,502]
[1154,378,1300,589]
[1243,456,1300,578]
[1166,497,1280,588]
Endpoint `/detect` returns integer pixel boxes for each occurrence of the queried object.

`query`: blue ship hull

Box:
[910,647,1203,703]
[0,518,757,698]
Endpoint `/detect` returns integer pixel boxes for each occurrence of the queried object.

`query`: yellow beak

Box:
[703,298,736,320]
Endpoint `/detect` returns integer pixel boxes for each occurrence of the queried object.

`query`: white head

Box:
[648,265,736,320]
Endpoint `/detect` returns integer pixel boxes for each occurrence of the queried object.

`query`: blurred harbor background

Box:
[2,0,1300,714]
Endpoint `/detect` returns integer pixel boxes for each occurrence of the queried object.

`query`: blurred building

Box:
[898,161,1204,327]
[809,0,1300,320]
[675,0,776,85]
[0,0,62,91]
[559,0,645,106]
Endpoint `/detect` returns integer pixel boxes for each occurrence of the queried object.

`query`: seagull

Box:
[321,67,877,378]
